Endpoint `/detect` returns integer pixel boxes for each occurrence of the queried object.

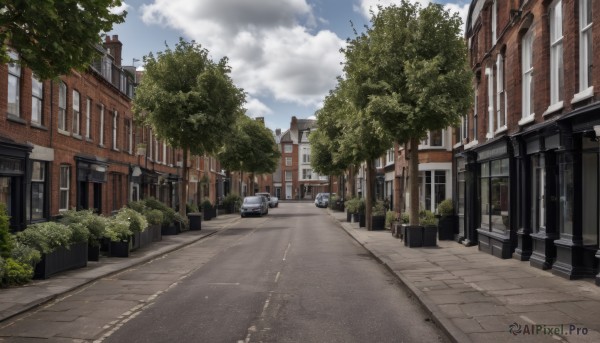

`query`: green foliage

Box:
[201,200,213,209]
[59,209,107,247]
[437,199,454,217]
[145,209,164,226]
[16,222,72,254]
[143,197,176,226]
[0,203,14,258]
[344,198,360,214]
[104,217,132,242]
[10,242,41,267]
[68,222,90,244]
[419,210,437,226]
[186,203,199,214]
[357,198,366,215]
[174,213,189,232]
[127,200,147,214]
[0,0,127,79]
[400,213,410,224]
[222,194,242,211]
[1,258,33,286]
[372,201,386,216]
[116,207,148,233]
[328,195,339,209]
[385,211,397,228]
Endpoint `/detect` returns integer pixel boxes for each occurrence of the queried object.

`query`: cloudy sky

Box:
[110,0,470,131]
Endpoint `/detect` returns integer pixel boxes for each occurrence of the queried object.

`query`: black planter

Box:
[352,213,359,223]
[131,231,141,251]
[88,244,101,261]
[438,215,458,240]
[203,208,213,221]
[161,223,180,235]
[34,242,88,279]
[371,216,386,230]
[150,224,162,242]
[109,239,131,258]
[346,211,352,222]
[404,225,423,248]
[359,214,366,228]
[139,228,153,248]
[423,225,438,247]
[188,213,202,230]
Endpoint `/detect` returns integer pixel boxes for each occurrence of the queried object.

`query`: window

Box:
[491,0,497,44]
[163,142,168,165]
[421,130,444,147]
[149,130,154,160]
[29,161,46,221]
[72,90,80,135]
[285,157,292,166]
[127,119,132,153]
[531,154,546,232]
[99,104,105,146]
[285,171,292,181]
[582,142,598,246]
[85,98,91,139]
[7,51,21,117]
[559,154,573,235]
[549,0,564,106]
[496,54,507,130]
[485,67,495,138]
[578,0,593,93]
[473,87,478,141]
[59,165,70,211]
[58,82,67,131]
[284,144,293,153]
[420,170,447,212]
[31,75,43,125]
[302,169,312,180]
[301,147,310,163]
[460,115,468,143]
[374,158,381,168]
[521,29,534,121]
[386,148,395,165]
[112,111,118,150]
[480,158,509,233]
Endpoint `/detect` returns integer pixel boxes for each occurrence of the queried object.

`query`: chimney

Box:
[291,116,298,130]
[104,34,123,67]
[275,128,281,136]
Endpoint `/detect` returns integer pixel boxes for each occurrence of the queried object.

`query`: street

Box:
[0,203,448,343]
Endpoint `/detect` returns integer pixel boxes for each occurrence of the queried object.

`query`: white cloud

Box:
[110,1,131,15]
[139,0,344,107]
[355,0,470,33]
[245,97,273,118]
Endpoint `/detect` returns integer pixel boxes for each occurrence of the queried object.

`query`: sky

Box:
[109,0,471,132]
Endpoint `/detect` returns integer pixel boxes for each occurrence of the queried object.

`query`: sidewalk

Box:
[328,210,600,343]
[0,213,241,324]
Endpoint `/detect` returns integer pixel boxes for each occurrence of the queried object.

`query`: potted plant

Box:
[371,201,386,230]
[436,199,457,240]
[145,209,164,242]
[202,199,214,221]
[59,209,107,261]
[222,194,242,214]
[344,198,359,222]
[386,210,398,235]
[16,221,89,279]
[104,216,133,257]
[116,207,149,251]
[420,210,438,247]
[186,202,202,231]
[357,198,366,228]
[1,242,41,286]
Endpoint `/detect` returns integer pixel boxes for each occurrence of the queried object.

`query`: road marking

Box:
[282,243,291,261]
[207,282,240,286]
[275,271,281,283]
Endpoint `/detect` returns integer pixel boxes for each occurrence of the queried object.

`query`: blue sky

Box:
[110,0,470,132]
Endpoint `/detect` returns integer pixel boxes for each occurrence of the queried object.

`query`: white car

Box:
[269,196,279,208]
[240,196,269,217]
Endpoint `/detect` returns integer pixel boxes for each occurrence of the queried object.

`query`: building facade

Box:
[458,0,600,283]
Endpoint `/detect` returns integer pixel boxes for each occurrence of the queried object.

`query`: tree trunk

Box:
[179,148,188,217]
[409,137,420,226]
[365,159,376,231]
[239,171,243,196]
[249,172,255,195]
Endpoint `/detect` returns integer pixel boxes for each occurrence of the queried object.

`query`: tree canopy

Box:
[0,0,126,79]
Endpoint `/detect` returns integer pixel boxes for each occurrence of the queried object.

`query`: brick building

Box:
[457,0,600,283]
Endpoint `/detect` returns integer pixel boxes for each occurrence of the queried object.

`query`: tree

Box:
[0,0,126,79]
[344,2,472,225]
[218,114,280,196]
[133,39,245,216]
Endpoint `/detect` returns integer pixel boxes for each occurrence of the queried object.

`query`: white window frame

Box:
[302,169,312,180]
[7,50,21,118]
[85,98,91,139]
[491,0,497,45]
[546,0,564,114]
[112,111,118,151]
[485,67,495,139]
[301,147,310,164]
[58,82,67,131]
[285,171,292,181]
[284,144,293,153]
[99,104,105,146]
[149,130,154,161]
[72,90,80,136]
[420,129,444,148]
[163,142,167,165]
[59,165,70,211]
[520,29,535,125]
[31,75,43,124]
[127,119,133,154]
[574,0,593,103]
[386,148,395,165]
[496,54,507,133]
[285,157,292,166]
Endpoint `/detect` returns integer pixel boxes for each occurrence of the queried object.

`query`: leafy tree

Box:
[218,114,280,195]
[0,0,126,79]
[344,2,472,225]
[133,39,245,215]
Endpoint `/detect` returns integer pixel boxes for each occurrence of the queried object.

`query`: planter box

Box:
[88,244,101,261]
[359,214,366,228]
[161,222,180,235]
[138,228,153,248]
[34,242,88,279]
[423,225,438,247]
[371,216,386,230]
[404,225,423,248]
[109,239,131,258]
[188,213,202,231]
[131,231,141,251]
[346,211,352,222]
[149,224,162,242]
[203,208,213,221]
[352,213,359,223]
[438,215,458,240]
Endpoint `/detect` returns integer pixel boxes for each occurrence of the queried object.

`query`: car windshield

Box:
[244,197,262,204]
[322,195,329,199]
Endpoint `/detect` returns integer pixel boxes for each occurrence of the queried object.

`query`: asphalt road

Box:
[0,203,448,343]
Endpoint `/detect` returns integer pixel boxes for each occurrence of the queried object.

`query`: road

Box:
[0,202,448,343]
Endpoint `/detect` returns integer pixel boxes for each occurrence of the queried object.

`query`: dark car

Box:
[315,193,330,208]
[241,196,269,217]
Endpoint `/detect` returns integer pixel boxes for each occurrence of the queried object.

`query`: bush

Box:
[10,241,41,266]
[222,194,242,212]
[385,211,397,228]
[104,217,132,242]
[16,222,72,254]
[0,203,14,259]
[116,207,148,233]
[68,222,90,244]
[162,207,177,226]
[1,258,34,286]
[420,210,437,226]
[201,199,212,209]
[145,209,164,225]
[357,198,366,214]
[400,213,410,224]
[372,201,386,216]
[144,197,176,226]
[437,199,454,217]
[345,198,359,214]
[174,212,189,231]
[127,200,147,214]
[328,195,339,209]
[59,209,107,247]
[186,203,199,214]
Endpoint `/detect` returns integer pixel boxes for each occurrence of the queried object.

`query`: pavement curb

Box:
[0,215,240,324]
[328,210,471,343]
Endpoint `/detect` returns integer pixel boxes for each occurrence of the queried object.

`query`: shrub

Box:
[127,200,147,214]
[344,198,359,214]
[357,198,366,214]
[1,258,34,286]
[186,203,199,214]
[144,197,176,226]
[59,209,107,247]
[0,203,14,259]
[400,213,410,224]
[16,222,72,254]
[116,207,148,233]
[174,212,189,231]
[372,201,386,216]
[437,199,454,217]
[162,207,177,226]
[222,194,242,211]
[68,222,90,244]
[385,211,397,228]
[328,195,339,209]
[145,209,164,225]
[201,199,212,209]
[104,217,132,242]
[420,210,437,226]
[10,241,41,266]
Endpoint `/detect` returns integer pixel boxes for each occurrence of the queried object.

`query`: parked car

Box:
[256,192,274,207]
[241,196,269,217]
[269,196,279,208]
[315,193,330,208]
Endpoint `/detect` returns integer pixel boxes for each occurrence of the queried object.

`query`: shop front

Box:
[0,137,31,231]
